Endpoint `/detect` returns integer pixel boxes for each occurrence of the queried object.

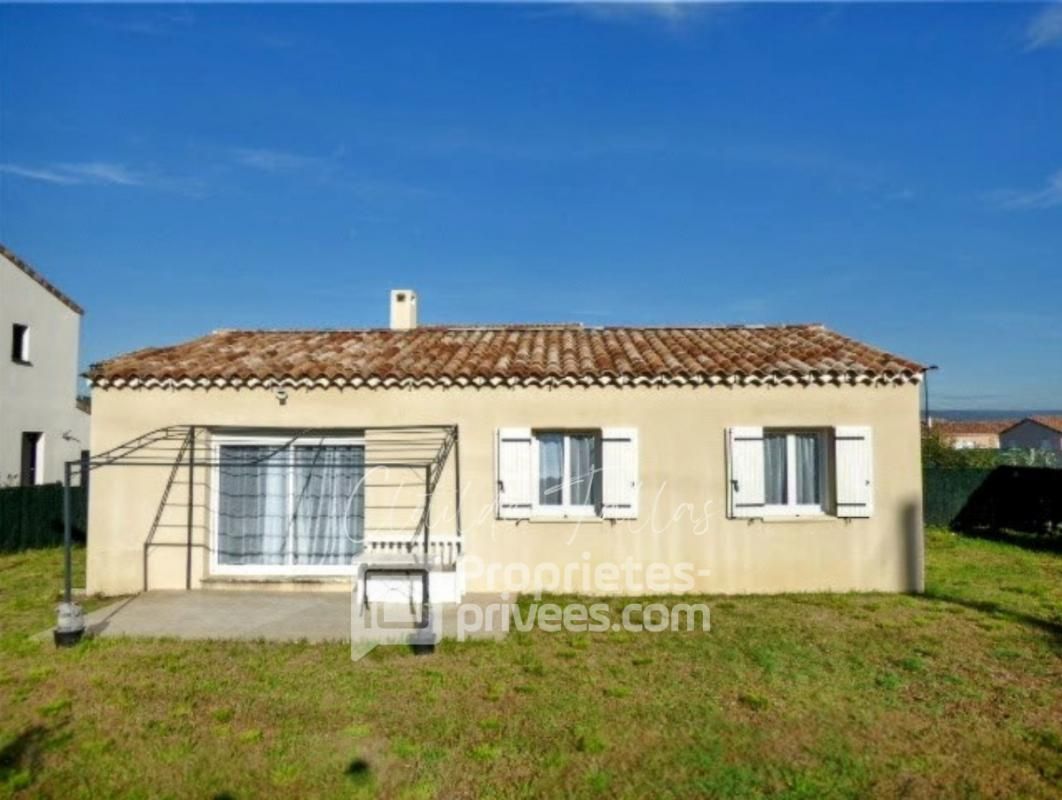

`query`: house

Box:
[999,417,1062,453]
[0,245,90,486]
[927,418,1015,449]
[84,290,926,600]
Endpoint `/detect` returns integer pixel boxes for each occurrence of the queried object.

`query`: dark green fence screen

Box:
[923,468,993,527]
[924,466,1062,537]
[0,484,87,552]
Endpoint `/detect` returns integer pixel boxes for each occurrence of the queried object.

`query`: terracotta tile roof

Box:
[88,324,926,390]
[931,419,1017,435]
[0,243,84,315]
[1030,416,1062,433]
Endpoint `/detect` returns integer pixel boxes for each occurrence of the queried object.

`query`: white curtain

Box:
[292,445,365,566]
[764,434,788,505]
[795,433,821,504]
[217,446,289,565]
[217,443,365,568]
[569,434,599,507]
[538,434,564,505]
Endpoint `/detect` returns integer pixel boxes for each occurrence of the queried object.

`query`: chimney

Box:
[389,289,418,331]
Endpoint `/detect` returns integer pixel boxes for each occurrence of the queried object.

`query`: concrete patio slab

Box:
[74,591,510,643]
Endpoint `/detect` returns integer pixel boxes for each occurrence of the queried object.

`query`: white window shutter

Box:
[496,428,532,519]
[601,428,639,519]
[835,426,874,518]
[727,427,765,518]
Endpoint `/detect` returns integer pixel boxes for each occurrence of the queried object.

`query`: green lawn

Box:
[1,530,1059,799]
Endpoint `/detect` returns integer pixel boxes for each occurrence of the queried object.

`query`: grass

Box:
[0,529,1059,798]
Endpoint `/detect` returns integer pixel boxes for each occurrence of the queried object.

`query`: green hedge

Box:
[0,483,87,552]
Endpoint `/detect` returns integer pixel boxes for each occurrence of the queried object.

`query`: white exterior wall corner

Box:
[0,252,89,486]
[86,382,924,597]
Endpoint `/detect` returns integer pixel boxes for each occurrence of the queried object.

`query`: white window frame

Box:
[530,430,601,519]
[209,433,366,576]
[761,429,831,518]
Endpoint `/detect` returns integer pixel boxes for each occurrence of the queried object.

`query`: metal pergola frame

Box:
[61,423,462,604]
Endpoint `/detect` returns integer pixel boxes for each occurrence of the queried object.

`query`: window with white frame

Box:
[534,431,600,514]
[496,427,639,520]
[213,436,365,573]
[728,425,873,520]
[762,429,828,515]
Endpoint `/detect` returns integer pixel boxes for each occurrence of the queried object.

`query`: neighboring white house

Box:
[999,417,1062,453]
[0,244,90,486]
[925,418,1015,449]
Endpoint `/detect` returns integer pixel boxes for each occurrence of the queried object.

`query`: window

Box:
[764,431,828,512]
[213,437,365,573]
[11,324,29,364]
[20,432,43,486]
[728,426,872,519]
[496,427,638,521]
[533,431,600,515]
[763,430,828,515]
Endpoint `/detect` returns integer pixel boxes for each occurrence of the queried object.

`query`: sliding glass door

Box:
[215,439,365,572]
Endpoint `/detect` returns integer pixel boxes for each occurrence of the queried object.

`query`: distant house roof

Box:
[931,419,1017,436]
[88,323,926,390]
[0,243,84,315]
[1002,416,1062,435]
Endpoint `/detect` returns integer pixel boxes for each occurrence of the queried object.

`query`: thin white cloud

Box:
[57,161,145,186]
[535,1,726,31]
[0,161,205,194]
[1025,5,1062,51]
[92,8,195,38]
[1,161,146,187]
[578,2,699,23]
[231,148,324,172]
[991,169,1062,209]
[0,163,83,185]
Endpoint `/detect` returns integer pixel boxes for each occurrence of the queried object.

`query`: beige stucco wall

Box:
[0,252,90,485]
[86,382,923,597]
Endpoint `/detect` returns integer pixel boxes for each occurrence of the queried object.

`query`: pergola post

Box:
[63,461,72,603]
[185,426,197,590]
[55,460,85,647]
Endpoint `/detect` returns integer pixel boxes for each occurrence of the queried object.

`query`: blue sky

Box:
[1,3,1060,409]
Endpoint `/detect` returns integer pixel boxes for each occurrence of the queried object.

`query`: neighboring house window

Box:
[212,436,366,574]
[762,430,828,515]
[496,428,639,520]
[728,426,873,519]
[11,324,30,364]
[534,431,600,514]
[20,432,43,486]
